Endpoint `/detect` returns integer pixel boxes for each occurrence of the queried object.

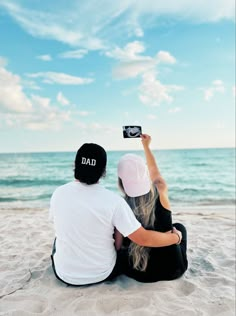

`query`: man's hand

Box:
[128,226,182,247]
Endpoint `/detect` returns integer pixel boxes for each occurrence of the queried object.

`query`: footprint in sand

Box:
[191,257,215,275]
[176,280,196,296]
[95,295,150,314]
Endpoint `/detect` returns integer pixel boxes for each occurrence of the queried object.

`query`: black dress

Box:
[121,196,188,282]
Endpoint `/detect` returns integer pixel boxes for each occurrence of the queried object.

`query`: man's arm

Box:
[128,226,181,247]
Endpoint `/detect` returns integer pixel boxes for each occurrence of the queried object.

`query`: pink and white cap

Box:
[118,154,151,197]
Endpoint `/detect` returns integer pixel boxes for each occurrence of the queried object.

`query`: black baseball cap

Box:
[74,143,107,184]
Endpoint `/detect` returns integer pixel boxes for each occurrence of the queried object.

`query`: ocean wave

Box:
[190,163,210,167]
[0,178,67,187]
[171,197,236,206]
[0,193,51,202]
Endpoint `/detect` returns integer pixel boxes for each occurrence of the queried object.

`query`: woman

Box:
[117,134,188,282]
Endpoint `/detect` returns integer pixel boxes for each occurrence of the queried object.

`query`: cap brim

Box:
[123,179,151,198]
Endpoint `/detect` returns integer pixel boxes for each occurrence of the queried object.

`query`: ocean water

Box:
[0,148,235,212]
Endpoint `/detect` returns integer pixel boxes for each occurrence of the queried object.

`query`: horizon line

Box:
[0,146,235,155]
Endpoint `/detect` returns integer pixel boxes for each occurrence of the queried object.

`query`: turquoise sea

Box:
[0,148,235,212]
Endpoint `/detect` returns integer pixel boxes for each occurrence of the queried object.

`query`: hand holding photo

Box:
[123,126,142,138]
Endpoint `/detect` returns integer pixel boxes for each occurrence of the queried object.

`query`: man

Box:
[49,142,182,286]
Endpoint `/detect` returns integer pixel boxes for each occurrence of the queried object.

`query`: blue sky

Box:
[0,0,235,153]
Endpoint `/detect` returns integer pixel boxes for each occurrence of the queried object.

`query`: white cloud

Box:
[0,1,234,52]
[22,79,41,90]
[106,41,148,61]
[59,49,88,59]
[21,95,71,130]
[106,42,181,105]
[78,111,90,117]
[147,114,157,120]
[212,79,225,88]
[168,107,182,113]
[134,27,144,37]
[57,92,70,106]
[139,72,183,106]
[31,95,50,108]
[139,79,172,106]
[0,1,105,49]
[156,51,176,64]
[107,41,176,80]
[168,85,184,92]
[132,0,235,22]
[28,72,94,85]
[75,122,119,136]
[91,123,102,130]
[204,89,214,101]
[113,60,155,79]
[37,54,52,61]
[0,60,32,113]
[0,95,71,131]
[216,121,225,129]
[0,60,73,130]
[204,79,225,101]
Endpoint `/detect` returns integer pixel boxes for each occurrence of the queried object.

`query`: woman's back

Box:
[122,196,187,282]
[118,134,188,282]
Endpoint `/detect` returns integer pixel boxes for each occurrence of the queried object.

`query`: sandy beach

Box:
[0,207,235,316]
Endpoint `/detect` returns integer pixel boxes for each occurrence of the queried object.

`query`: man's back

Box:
[50,181,140,285]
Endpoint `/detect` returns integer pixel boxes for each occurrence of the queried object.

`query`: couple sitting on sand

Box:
[49,134,188,286]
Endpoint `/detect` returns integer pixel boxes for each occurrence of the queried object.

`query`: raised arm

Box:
[141,134,170,210]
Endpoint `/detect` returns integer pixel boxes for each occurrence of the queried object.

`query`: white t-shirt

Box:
[49,181,141,285]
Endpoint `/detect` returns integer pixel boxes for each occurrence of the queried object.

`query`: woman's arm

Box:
[114,228,123,250]
[141,134,170,210]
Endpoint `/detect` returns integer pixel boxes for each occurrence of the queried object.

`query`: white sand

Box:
[0,208,235,316]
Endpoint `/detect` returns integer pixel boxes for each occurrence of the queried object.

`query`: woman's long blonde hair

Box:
[118,179,157,271]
